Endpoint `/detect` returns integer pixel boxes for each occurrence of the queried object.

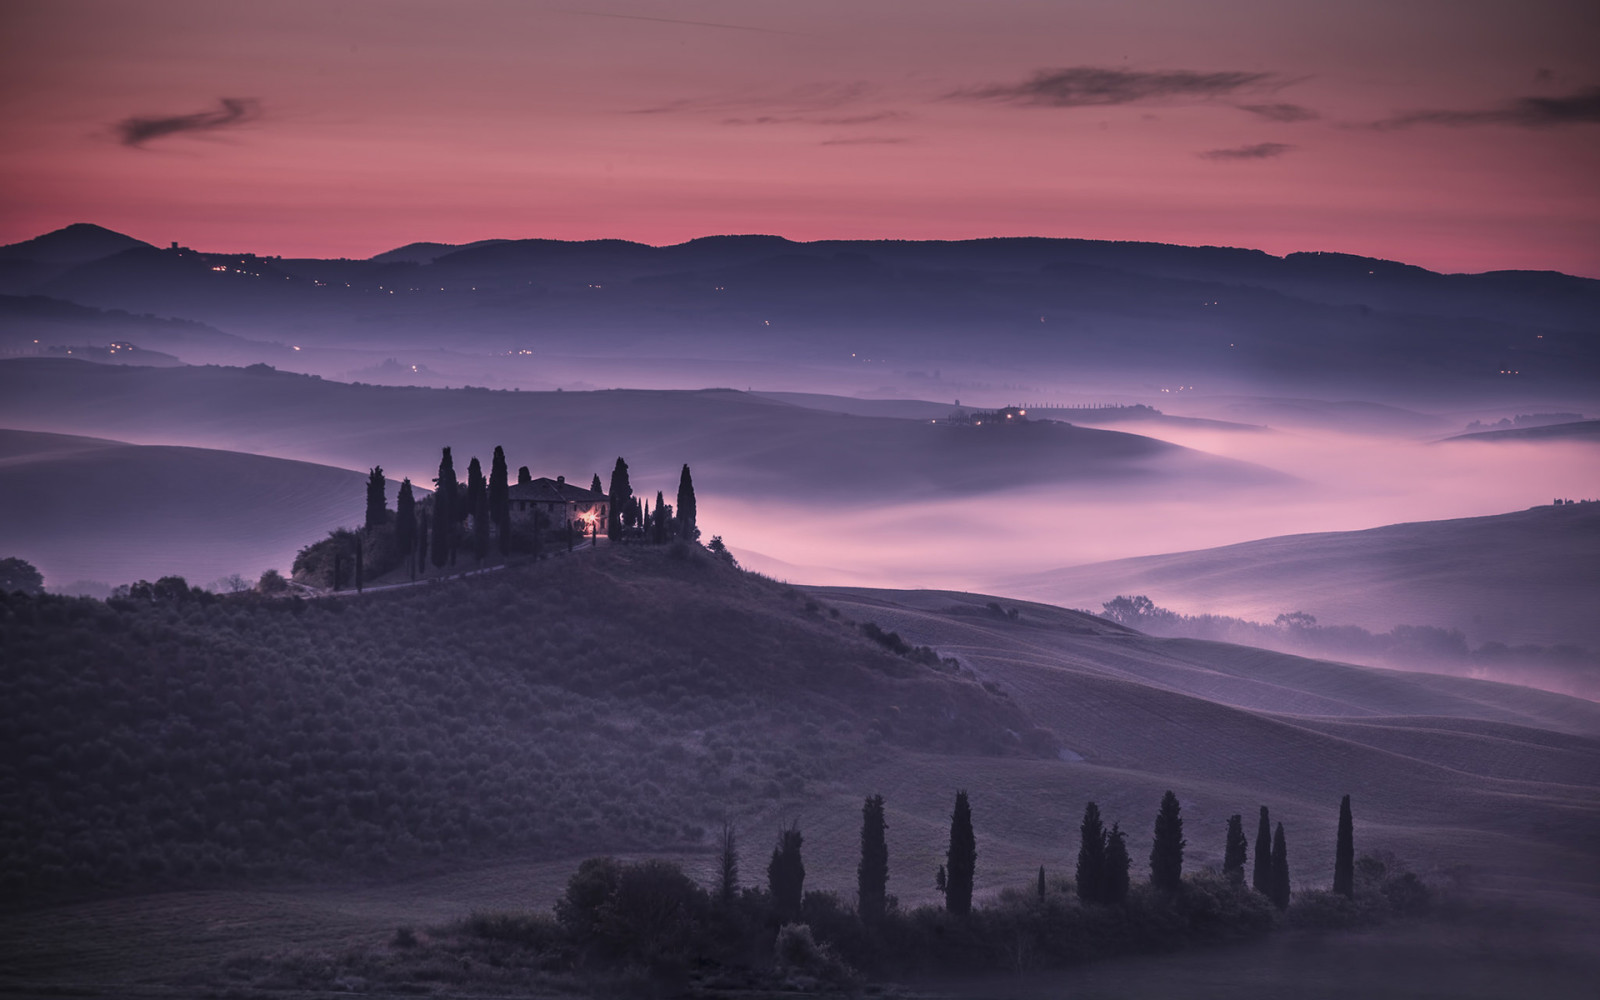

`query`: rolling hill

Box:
[0,428,380,588]
[1,547,1596,996]
[1000,504,1600,650]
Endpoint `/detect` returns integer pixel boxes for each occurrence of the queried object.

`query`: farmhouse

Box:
[506,476,609,532]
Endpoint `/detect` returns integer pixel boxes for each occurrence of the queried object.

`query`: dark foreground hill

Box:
[0,428,375,588]
[1,546,1597,995]
[1002,504,1600,652]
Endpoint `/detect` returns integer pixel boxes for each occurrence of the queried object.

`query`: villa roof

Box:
[506,477,608,504]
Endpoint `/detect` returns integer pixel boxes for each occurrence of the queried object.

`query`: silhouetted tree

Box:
[431,448,456,568]
[395,479,416,555]
[1333,795,1354,898]
[767,823,805,923]
[945,790,976,915]
[858,794,889,924]
[717,821,739,906]
[1224,813,1249,884]
[489,445,510,554]
[1252,806,1272,896]
[365,466,388,531]
[934,864,946,896]
[1104,823,1130,903]
[1076,801,1107,903]
[466,457,489,563]
[415,509,428,577]
[1270,822,1291,910]
[590,473,603,494]
[677,463,697,540]
[607,458,632,541]
[0,557,44,595]
[354,543,364,592]
[1149,790,1186,893]
[517,465,532,486]
[652,490,668,544]
[333,553,344,591]
[1037,865,1047,900]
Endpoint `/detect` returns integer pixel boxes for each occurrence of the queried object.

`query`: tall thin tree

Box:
[466,456,489,563]
[415,509,428,577]
[365,466,388,531]
[1252,806,1273,896]
[590,473,603,494]
[858,794,889,924]
[606,457,632,541]
[1149,790,1186,893]
[767,823,805,923]
[1103,823,1130,904]
[945,790,976,915]
[1223,814,1249,884]
[1333,794,1354,898]
[489,445,510,554]
[395,478,416,555]
[1076,802,1107,904]
[717,821,739,907]
[517,465,532,486]
[1037,865,1047,900]
[677,463,697,540]
[431,447,456,568]
[1270,822,1291,910]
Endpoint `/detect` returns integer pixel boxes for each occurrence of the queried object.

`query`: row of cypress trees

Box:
[605,456,698,544]
[745,789,1358,922]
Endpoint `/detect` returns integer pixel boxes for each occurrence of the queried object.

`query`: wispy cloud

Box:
[952,67,1283,108]
[1199,142,1294,161]
[1237,102,1319,123]
[632,82,871,116]
[1372,86,1600,129]
[115,97,261,148]
[819,136,910,146]
[721,110,908,127]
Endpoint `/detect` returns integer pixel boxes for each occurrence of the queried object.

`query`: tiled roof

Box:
[506,478,608,504]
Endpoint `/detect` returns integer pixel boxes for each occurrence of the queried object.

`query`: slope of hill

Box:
[1001,505,1600,650]
[1443,419,1600,443]
[0,294,283,366]
[4,227,1594,397]
[1,553,1596,995]
[0,428,377,587]
[0,223,151,265]
[0,359,1274,503]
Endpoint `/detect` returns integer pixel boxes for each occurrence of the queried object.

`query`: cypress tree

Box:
[466,457,489,563]
[858,794,889,924]
[767,823,805,923]
[717,821,739,906]
[365,466,388,531]
[517,465,532,486]
[354,543,363,592]
[489,446,510,553]
[1037,865,1047,900]
[1223,813,1249,884]
[1149,790,1186,892]
[395,479,415,555]
[1270,822,1291,910]
[590,473,603,494]
[1333,794,1354,898]
[415,509,428,576]
[606,457,631,541]
[677,463,697,540]
[1076,801,1107,904]
[1252,806,1272,895]
[1103,823,1130,904]
[945,790,976,915]
[652,490,667,543]
[431,448,456,568]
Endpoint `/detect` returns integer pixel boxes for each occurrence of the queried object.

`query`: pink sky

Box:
[2,0,1597,274]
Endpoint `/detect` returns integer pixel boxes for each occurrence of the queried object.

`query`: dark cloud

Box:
[952,67,1281,108]
[1372,86,1600,129]
[116,97,261,147]
[819,136,910,146]
[1237,102,1319,122]
[1199,142,1294,161]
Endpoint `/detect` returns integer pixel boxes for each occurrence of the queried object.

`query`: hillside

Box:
[2,226,1595,398]
[2,551,1597,995]
[0,359,1272,504]
[1444,419,1600,443]
[0,428,376,588]
[1001,504,1600,651]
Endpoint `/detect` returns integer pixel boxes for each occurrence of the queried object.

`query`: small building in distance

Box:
[507,476,609,532]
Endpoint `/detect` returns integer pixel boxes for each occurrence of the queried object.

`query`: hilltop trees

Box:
[1270,823,1291,910]
[1076,802,1107,904]
[677,464,697,540]
[1149,791,1186,892]
[858,794,889,924]
[1103,823,1130,903]
[466,457,490,563]
[1334,795,1354,898]
[0,557,44,595]
[607,458,632,541]
[431,447,457,568]
[1224,814,1249,884]
[944,790,976,915]
[768,823,805,923]
[490,446,510,554]
[395,479,416,556]
[365,466,388,530]
[1252,807,1272,895]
